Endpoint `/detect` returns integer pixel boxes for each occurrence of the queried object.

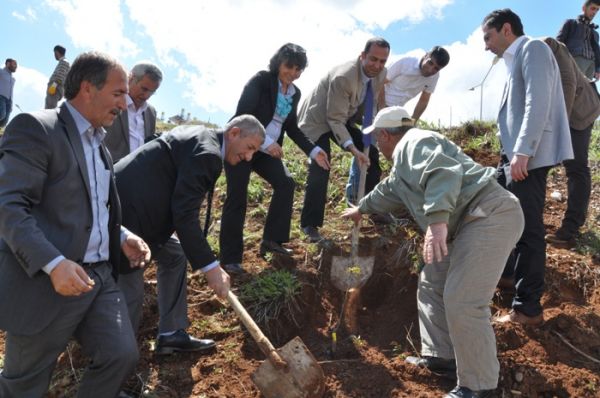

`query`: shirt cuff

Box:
[120,226,132,245]
[43,255,65,274]
[342,139,353,149]
[260,136,275,151]
[426,211,450,225]
[309,146,323,159]
[200,260,219,273]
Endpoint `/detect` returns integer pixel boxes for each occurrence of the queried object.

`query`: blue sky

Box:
[1,0,577,127]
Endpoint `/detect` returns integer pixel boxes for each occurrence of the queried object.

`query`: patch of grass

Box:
[589,124,600,162]
[576,226,600,257]
[239,270,303,331]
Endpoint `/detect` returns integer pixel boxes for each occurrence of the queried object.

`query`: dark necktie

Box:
[362,80,373,147]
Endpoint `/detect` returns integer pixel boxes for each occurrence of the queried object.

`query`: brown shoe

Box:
[545,229,576,249]
[495,309,543,326]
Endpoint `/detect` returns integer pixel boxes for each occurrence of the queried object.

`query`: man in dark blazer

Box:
[115,114,264,354]
[0,51,151,397]
[298,37,389,242]
[104,61,162,162]
[105,61,199,355]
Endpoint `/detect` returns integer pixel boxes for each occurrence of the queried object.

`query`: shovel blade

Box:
[330,255,375,291]
[252,336,325,398]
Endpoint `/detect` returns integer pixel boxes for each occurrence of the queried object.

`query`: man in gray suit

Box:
[298,37,389,242]
[0,51,151,397]
[482,9,573,326]
[105,62,211,355]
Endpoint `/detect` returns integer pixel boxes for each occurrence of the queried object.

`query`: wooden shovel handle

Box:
[227,291,288,369]
[352,145,369,258]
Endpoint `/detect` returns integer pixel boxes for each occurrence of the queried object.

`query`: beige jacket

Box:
[298,57,386,144]
[545,37,600,130]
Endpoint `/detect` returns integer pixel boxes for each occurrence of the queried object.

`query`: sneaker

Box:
[444,386,494,398]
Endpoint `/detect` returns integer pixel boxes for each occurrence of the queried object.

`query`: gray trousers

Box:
[0,263,138,398]
[417,186,524,390]
[118,236,189,334]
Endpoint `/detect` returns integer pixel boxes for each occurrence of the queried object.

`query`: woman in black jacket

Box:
[220,43,329,274]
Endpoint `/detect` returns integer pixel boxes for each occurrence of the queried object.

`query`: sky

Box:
[1,0,578,128]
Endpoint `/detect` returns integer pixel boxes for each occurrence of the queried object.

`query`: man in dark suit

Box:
[114,114,264,354]
[0,51,151,397]
[104,61,162,162]
[105,62,199,354]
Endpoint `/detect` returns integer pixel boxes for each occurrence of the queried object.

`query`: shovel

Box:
[227,291,325,398]
[331,147,375,291]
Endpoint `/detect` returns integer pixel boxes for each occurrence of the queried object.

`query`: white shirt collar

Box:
[503,35,528,73]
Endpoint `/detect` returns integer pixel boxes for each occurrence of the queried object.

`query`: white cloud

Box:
[116,0,454,119]
[11,11,26,21]
[26,6,38,21]
[9,67,48,122]
[44,0,139,59]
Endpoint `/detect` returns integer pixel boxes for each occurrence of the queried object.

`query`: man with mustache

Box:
[298,37,390,242]
[0,51,151,397]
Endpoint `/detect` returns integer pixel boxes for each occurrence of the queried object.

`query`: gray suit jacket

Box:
[0,104,122,335]
[298,57,386,145]
[497,37,573,169]
[104,104,157,162]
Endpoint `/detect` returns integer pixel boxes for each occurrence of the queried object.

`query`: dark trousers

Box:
[498,158,549,317]
[561,124,592,237]
[220,151,295,264]
[0,263,138,397]
[301,124,381,229]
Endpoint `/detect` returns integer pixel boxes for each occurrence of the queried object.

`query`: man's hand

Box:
[351,148,370,168]
[423,222,448,264]
[122,234,151,268]
[314,150,330,170]
[510,154,529,182]
[594,71,600,81]
[341,205,363,225]
[204,266,231,299]
[50,259,95,296]
[266,143,283,159]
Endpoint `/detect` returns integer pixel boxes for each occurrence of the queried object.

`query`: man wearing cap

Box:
[343,106,524,398]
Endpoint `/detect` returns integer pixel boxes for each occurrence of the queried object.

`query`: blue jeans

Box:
[0,95,12,127]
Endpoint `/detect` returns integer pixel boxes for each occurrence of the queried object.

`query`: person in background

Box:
[557,0,600,80]
[0,58,17,127]
[45,44,70,109]
[219,43,329,274]
[544,37,600,248]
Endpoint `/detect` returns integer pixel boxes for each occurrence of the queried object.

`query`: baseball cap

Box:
[363,106,414,134]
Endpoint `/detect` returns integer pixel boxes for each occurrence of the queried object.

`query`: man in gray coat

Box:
[0,51,151,397]
[482,9,573,326]
[45,45,70,109]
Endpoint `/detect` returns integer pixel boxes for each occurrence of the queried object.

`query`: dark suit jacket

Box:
[104,104,157,162]
[115,125,222,272]
[0,104,122,335]
[234,70,316,156]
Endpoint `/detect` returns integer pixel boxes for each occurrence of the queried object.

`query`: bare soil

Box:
[1,130,599,398]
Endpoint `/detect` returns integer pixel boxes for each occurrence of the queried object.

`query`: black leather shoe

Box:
[260,240,293,256]
[302,226,323,243]
[405,355,457,376]
[222,263,245,275]
[444,386,494,398]
[155,330,216,355]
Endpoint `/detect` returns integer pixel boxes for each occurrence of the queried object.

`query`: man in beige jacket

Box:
[544,37,600,247]
[298,37,389,242]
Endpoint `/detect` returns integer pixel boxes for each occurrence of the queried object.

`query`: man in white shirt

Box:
[0,58,17,127]
[382,46,450,121]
